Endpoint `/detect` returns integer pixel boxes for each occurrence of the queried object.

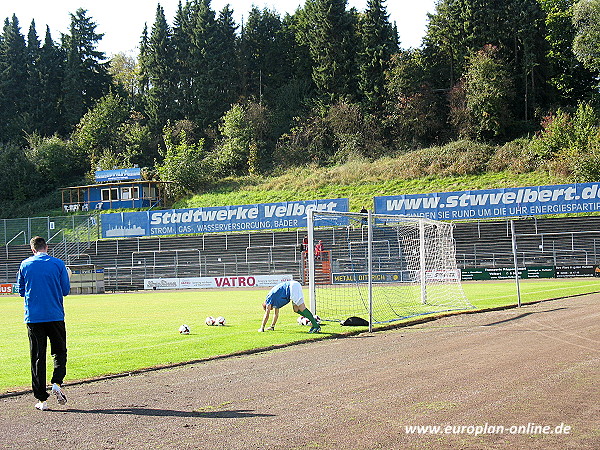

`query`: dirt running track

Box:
[1,294,598,449]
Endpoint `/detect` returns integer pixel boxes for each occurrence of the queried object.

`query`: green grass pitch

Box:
[1,278,598,394]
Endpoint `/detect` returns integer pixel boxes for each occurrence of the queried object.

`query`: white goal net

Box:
[306,211,472,326]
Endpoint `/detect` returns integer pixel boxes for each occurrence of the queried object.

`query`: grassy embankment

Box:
[175,161,566,211]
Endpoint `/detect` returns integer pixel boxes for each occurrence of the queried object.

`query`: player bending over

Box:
[259,280,321,333]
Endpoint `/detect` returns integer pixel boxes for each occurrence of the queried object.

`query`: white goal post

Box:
[306,210,472,330]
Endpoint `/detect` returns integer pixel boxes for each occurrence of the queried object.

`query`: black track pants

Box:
[26,321,67,401]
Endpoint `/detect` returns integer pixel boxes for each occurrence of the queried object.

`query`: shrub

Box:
[570,130,600,181]
[156,127,211,197]
[488,138,538,173]
[529,102,600,179]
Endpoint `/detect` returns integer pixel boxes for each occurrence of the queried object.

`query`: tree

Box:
[242,11,312,138]
[297,0,358,103]
[217,104,252,174]
[137,24,150,101]
[108,52,138,106]
[423,0,549,122]
[171,0,195,120]
[241,7,284,102]
[529,102,600,180]
[62,8,111,130]
[539,0,597,106]
[156,124,209,197]
[357,0,398,111]
[213,6,239,118]
[324,100,386,160]
[71,92,129,171]
[189,0,217,127]
[37,26,65,136]
[0,15,28,143]
[385,50,449,148]
[145,4,176,133]
[0,143,39,202]
[25,20,41,134]
[450,45,514,140]
[573,0,600,74]
[24,134,77,188]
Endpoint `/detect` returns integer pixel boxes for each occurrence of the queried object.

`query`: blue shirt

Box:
[265,281,292,309]
[17,253,70,323]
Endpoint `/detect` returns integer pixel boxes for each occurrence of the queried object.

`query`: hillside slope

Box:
[176,164,566,212]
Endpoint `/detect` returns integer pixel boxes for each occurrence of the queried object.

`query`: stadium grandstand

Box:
[2,214,600,291]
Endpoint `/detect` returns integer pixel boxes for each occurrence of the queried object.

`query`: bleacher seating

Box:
[1,216,600,290]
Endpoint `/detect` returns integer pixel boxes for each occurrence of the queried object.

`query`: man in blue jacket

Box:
[17,236,71,411]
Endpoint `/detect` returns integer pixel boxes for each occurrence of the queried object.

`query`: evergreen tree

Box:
[62,8,111,130]
[0,15,28,143]
[138,23,150,100]
[172,0,194,119]
[357,0,398,111]
[25,20,42,134]
[298,0,357,103]
[38,26,65,136]
[213,6,239,117]
[145,4,176,133]
[264,12,314,142]
[189,0,220,128]
[241,7,283,102]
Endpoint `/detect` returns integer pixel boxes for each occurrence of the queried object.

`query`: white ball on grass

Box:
[297,316,310,326]
[205,316,216,326]
[215,316,226,326]
[179,324,190,334]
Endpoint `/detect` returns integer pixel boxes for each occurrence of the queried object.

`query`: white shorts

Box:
[289,280,305,306]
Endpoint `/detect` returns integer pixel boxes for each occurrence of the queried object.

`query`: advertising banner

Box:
[144,274,293,290]
[102,198,349,238]
[461,267,555,280]
[332,272,411,283]
[555,265,599,278]
[332,269,461,284]
[375,182,600,220]
[95,168,141,182]
[0,283,15,294]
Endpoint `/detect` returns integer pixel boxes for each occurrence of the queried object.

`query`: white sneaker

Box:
[35,401,48,411]
[52,383,67,405]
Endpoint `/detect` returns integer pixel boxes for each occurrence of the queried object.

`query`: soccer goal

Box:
[306,210,473,330]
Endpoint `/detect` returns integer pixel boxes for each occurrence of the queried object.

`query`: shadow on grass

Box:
[56,407,274,418]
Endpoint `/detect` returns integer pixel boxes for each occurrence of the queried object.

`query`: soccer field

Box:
[1,278,598,394]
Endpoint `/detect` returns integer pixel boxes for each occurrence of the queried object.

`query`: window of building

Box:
[102,188,119,201]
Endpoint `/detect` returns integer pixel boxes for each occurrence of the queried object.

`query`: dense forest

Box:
[1,0,599,214]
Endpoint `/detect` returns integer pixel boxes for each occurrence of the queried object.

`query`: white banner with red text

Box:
[144,274,293,290]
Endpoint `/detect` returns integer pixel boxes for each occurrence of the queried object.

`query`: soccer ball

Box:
[215,316,226,326]
[297,316,310,326]
[179,324,190,334]
[205,316,216,326]
[314,315,321,324]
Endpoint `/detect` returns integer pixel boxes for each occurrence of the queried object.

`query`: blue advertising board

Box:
[95,168,141,183]
[374,182,600,220]
[101,198,349,238]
